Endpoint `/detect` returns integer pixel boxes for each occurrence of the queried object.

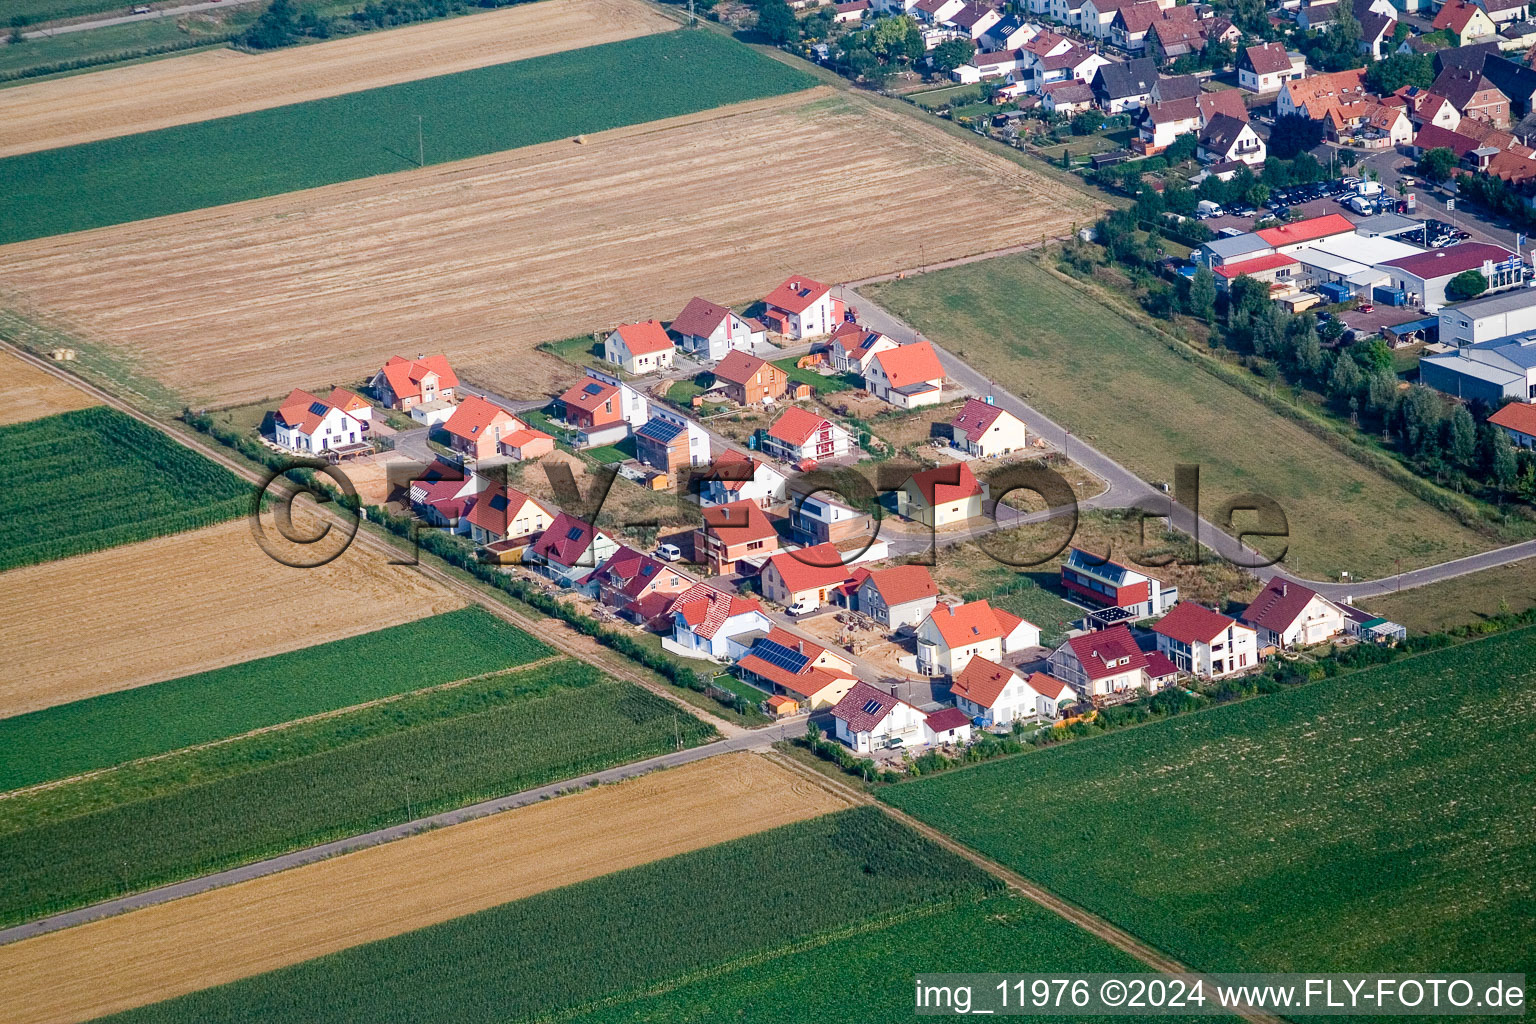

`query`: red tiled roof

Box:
[531,511,601,566]
[830,680,906,733]
[558,377,619,411]
[712,349,772,386]
[908,462,983,506]
[861,564,938,607]
[464,484,544,537]
[765,544,854,594]
[378,354,457,401]
[950,397,1010,442]
[1213,253,1299,279]
[871,341,944,388]
[1143,650,1181,680]
[1241,577,1324,633]
[1244,41,1293,75]
[610,319,674,356]
[1381,242,1517,278]
[924,707,973,732]
[670,297,732,339]
[1413,123,1480,158]
[1489,402,1536,437]
[950,656,1018,709]
[700,499,780,546]
[671,583,765,639]
[442,394,517,442]
[1151,602,1237,645]
[1027,671,1070,700]
[1065,624,1148,681]
[768,405,833,446]
[275,388,333,435]
[326,387,370,414]
[763,275,830,315]
[925,599,1017,649]
[1255,213,1356,247]
[502,427,553,450]
[1199,89,1249,124]
[1434,0,1485,33]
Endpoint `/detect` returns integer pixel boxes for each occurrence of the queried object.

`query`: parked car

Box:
[655,543,682,562]
[1357,302,1374,313]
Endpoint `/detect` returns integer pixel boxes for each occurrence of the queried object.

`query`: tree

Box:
[755,0,797,44]
[1350,337,1394,374]
[930,37,976,73]
[1444,405,1477,469]
[243,0,301,49]
[1480,422,1518,490]
[1251,301,1289,358]
[1071,109,1104,135]
[1396,385,1444,456]
[1246,182,1271,209]
[1446,270,1489,302]
[1328,349,1365,404]
[1290,318,1324,380]
[1188,265,1217,322]
[1268,114,1326,160]
[1416,146,1458,184]
[1365,366,1399,418]
[1364,53,1434,95]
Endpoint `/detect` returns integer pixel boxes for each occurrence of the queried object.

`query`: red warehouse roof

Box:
[1254,213,1356,247]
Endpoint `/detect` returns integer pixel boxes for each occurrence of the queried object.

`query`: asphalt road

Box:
[11,0,263,41]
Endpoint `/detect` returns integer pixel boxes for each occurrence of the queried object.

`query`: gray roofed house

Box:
[1197,111,1261,165]
[1434,41,1504,75]
[1354,212,1424,239]
[1479,54,1536,116]
[1092,56,1158,112]
[1358,11,1397,59]
[1194,233,1275,267]
[1151,73,1202,102]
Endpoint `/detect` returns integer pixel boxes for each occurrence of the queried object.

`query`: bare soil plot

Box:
[0,0,676,158]
[0,90,1102,408]
[0,511,462,718]
[0,752,850,1024]
[0,349,97,425]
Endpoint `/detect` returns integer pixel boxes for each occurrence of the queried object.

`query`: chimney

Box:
[1280,583,1288,596]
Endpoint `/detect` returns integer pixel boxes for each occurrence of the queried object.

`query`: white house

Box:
[696,450,789,508]
[952,48,1024,83]
[1237,42,1306,93]
[949,656,1041,725]
[272,387,372,454]
[1198,113,1265,167]
[823,322,898,376]
[1240,577,1346,649]
[1489,402,1536,448]
[527,511,620,586]
[1151,602,1257,679]
[670,297,767,362]
[1026,672,1074,720]
[832,680,930,752]
[1059,546,1179,618]
[761,406,852,464]
[603,320,675,375]
[463,483,557,547]
[667,583,773,660]
[948,397,1027,457]
[762,274,842,340]
[897,462,988,529]
[865,341,946,409]
[921,707,974,746]
[1046,623,1169,698]
[854,564,939,629]
[916,599,1040,678]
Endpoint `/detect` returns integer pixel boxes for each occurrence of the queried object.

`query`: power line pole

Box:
[688,0,695,25]
[417,115,424,169]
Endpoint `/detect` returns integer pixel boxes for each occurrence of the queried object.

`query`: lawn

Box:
[581,435,637,464]
[0,662,716,925]
[910,82,984,111]
[1362,557,1536,635]
[866,254,1493,580]
[0,406,249,570]
[0,607,551,791]
[0,30,815,242]
[882,627,1536,979]
[101,808,1012,1024]
[772,357,856,393]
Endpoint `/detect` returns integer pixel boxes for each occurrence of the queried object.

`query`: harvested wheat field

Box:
[0,0,675,157]
[0,510,461,718]
[0,349,97,425]
[0,90,1103,407]
[0,753,848,1024]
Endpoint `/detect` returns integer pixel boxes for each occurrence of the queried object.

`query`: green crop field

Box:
[102,808,1018,1024]
[0,30,815,243]
[865,255,1493,581]
[0,662,715,925]
[0,607,551,791]
[882,627,1536,979]
[0,406,248,570]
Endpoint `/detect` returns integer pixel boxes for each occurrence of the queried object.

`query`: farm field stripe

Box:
[0,30,814,243]
[0,606,553,791]
[0,753,848,1024]
[0,346,98,424]
[0,0,678,157]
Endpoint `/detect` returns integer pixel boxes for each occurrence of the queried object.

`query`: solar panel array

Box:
[750,639,809,675]
[861,698,883,715]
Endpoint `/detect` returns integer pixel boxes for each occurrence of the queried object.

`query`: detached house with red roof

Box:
[696,449,788,509]
[916,599,1040,677]
[1238,42,1305,93]
[1151,602,1256,679]
[761,275,843,340]
[670,297,766,362]
[819,322,898,376]
[441,395,549,463]
[760,543,856,613]
[581,546,697,624]
[371,354,458,411]
[667,583,773,660]
[864,341,946,409]
[557,377,625,432]
[272,387,372,455]
[761,406,851,464]
[713,350,788,407]
[831,680,929,752]
[1433,0,1496,46]
[948,397,1028,458]
[1240,577,1345,650]
[951,658,1066,725]
[738,627,857,709]
[854,563,939,629]
[1047,623,1173,698]
[463,483,557,550]
[409,458,477,531]
[1489,401,1536,448]
[603,320,675,375]
[528,512,620,586]
[897,462,988,528]
[694,498,781,574]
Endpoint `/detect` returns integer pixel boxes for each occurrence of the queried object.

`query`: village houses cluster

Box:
[264,264,1407,760]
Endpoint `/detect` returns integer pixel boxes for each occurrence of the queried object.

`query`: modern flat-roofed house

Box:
[667,583,773,660]
[789,492,871,546]
[948,397,1027,457]
[738,628,857,709]
[761,406,852,464]
[371,354,458,411]
[916,599,1040,677]
[897,462,988,528]
[864,341,945,409]
[603,320,675,375]
[1151,602,1257,679]
[854,564,939,629]
[693,498,781,574]
[1240,577,1346,649]
[1046,623,1170,698]
[831,680,928,752]
[713,350,788,407]
[761,275,843,340]
[272,387,371,455]
[670,297,767,362]
[1060,546,1178,619]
